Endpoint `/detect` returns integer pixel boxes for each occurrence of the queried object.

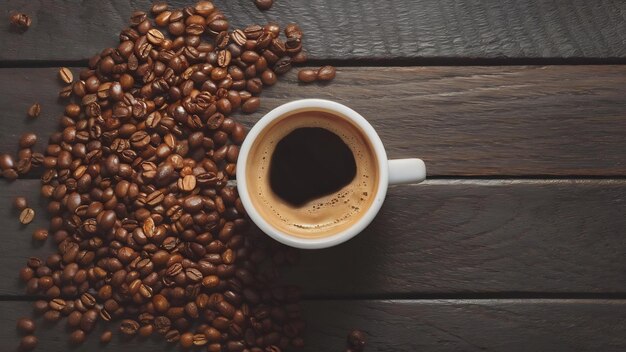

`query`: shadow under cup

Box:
[242,108,381,240]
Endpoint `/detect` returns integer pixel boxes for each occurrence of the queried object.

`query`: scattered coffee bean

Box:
[27,103,41,118]
[347,329,367,351]
[317,65,337,81]
[297,69,317,83]
[16,318,35,334]
[13,196,28,210]
[254,0,273,11]
[59,67,73,84]
[19,335,38,351]
[19,208,35,224]
[32,228,48,241]
[69,329,86,345]
[10,12,31,31]
[100,330,113,344]
[19,133,37,148]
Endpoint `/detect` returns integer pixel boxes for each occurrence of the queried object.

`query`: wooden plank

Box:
[1,66,626,177]
[0,299,624,351]
[1,179,625,296]
[1,0,626,62]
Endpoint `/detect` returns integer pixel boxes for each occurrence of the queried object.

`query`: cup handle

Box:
[388,159,426,185]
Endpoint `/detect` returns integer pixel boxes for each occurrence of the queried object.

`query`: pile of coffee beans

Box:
[10,1,313,350]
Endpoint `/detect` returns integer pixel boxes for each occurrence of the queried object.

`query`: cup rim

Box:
[236,99,389,249]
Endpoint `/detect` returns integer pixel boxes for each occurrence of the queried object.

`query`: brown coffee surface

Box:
[246,110,379,238]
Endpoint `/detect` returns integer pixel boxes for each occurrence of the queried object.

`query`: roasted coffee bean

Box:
[254,0,273,10]
[284,23,303,39]
[120,319,140,336]
[347,329,367,350]
[32,228,48,241]
[27,103,41,118]
[19,133,37,148]
[19,208,35,224]
[100,330,113,344]
[273,56,292,74]
[0,153,15,170]
[151,2,169,14]
[317,65,337,81]
[10,12,31,31]
[297,69,317,83]
[16,318,35,334]
[165,329,181,342]
[147,28,165,45]
[19,335,38,351]
[193,333,208,346]
[43,309,61,323]
[180,332,194,348]
[14,196,28,210]
[241,97,260,113]
[59,67,73,84]
[69,329,86,345]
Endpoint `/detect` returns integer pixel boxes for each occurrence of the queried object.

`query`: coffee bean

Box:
[100,330,113,344]
[284,23,303,39]
[179,174,196,191]
[14,196,28,210]
[19,335,38,351]
[193,333,208,346]
[43,309,61,323]
[151,2,168,15]
[185,267,203,282]
[254,0,273,10]
[19,133,37,148]
[120,319,140,336]
[347,329,367,350]
[273,56,292,75]
[32,228,48,241]
[241,97,260,113]
[0,153,15,170]
[19,208,35,224]
[153,294,170,313]
[69,329,86,345]
[59,67,73,84]
[165,329,180,342]
[80,309,98,332]
[317,65,337,81]
[67,311,82,328]
[180,332,194,348]
[297,69,317,83]
[147,28,165,45]
[10,12,31,31]
[27,103,41,118]
[16,318,35,334]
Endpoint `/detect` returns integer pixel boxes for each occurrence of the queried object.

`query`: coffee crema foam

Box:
[246,110,379,238]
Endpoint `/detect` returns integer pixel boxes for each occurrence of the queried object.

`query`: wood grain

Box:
[0,299,624,351]
[1,179,625,296]
[1,0,625,62]
[1,66,626,177]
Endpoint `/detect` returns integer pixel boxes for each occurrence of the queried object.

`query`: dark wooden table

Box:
[1,1,625,351]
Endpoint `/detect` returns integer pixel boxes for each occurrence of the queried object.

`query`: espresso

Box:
[246,110,379,238]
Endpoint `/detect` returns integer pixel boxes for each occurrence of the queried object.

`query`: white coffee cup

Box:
[237,99,425,249]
